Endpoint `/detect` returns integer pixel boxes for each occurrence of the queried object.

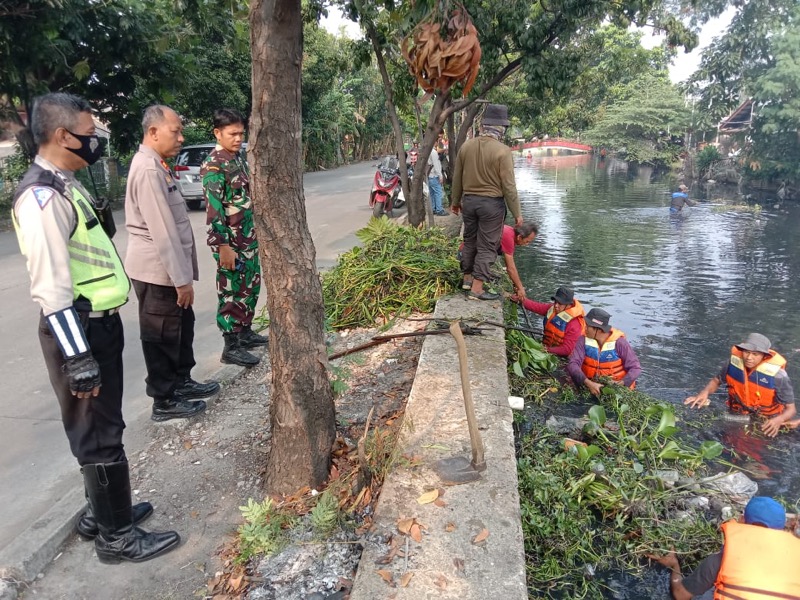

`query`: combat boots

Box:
[76,475,154,539]
[83,461,180,564]
[221,332,260,367]
[238,326,269,349]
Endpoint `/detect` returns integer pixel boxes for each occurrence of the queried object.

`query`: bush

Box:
[696,145,722,178]
[322,218,460,329]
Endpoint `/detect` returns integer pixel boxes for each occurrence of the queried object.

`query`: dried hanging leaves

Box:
[401,5,481,96]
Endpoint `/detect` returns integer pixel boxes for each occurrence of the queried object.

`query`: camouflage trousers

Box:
[213,247,262,333]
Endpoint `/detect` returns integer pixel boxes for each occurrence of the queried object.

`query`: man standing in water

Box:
[670,184,697,213]
[684,333,796,437]
[567,308,641,395]
[451,103,523,301]
[649,496,800,599]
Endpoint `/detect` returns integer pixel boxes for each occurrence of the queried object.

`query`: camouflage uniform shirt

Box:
[201,145,257,251]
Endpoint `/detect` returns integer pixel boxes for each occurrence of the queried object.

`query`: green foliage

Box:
[0,147,32,210]
[329,363,352,397]
[518,385,725,597]
[322,218,460,329]
[696,145,722,178]
[583,74,691,165]
[309,489,340,538]
[236,498,295,563]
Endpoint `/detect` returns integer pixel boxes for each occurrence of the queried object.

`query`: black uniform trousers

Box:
[39,312,126,466]
[460,195,506,284]
[132,280,196,402]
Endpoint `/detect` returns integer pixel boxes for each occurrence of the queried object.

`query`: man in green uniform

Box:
[201,108,267,367]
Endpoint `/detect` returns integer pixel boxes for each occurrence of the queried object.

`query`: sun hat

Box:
[482,104,510,127]
[585,308,611,333]
[735,333,771,355]
[551,287,575,305]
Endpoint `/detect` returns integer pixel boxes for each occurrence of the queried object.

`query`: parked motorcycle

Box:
[369,156,404,218]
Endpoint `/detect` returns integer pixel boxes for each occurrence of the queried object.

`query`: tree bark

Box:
[249,0,336,494]
[363,18,412,203]
[407,92,447,227]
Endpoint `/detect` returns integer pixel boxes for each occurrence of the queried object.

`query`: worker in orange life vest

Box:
[648,496,800,600]
[684,332,796,437]
[510,286,585,356]
[567,308,641,396]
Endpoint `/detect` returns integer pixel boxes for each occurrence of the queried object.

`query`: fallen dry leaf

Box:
[417,489,439,504]
[472,528,489,544]
[397,518,414,535]
[410,523,423,543]
[400,572,414,588]
[184,441,193,450]
[229,574,244,591]
[190,510,200,519]
[376,569,395,586]
[434,498,447,508]
[435,574,449,590]
[445,522,456,532]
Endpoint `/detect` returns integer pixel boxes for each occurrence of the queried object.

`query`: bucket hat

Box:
[551,287,575,305]
[585,308,611,333]
[735,333,771,354]
[482,104,510,127]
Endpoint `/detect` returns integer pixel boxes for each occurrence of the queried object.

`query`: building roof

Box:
[718,99,754,133]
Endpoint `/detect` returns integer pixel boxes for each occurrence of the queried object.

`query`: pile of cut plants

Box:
[322,217,460,330]
[504,327,762,599]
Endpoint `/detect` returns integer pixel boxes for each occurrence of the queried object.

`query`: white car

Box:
[173,142,249,210]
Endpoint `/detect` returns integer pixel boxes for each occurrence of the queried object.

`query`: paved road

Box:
[0,160,377,551]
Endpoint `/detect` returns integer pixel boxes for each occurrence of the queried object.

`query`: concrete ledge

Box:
[350,294,527,599]
[0,485,84,584]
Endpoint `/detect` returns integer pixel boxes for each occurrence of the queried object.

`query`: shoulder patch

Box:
[32,187,55,210]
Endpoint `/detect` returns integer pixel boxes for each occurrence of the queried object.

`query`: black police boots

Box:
[238,326,269,349]
[76,479,153,539]
[221,332,260,367]
[173,376,220,401]
[83,461,179,564]
[151,397,207,422]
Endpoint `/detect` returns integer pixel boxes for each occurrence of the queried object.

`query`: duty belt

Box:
[87,307,121,318]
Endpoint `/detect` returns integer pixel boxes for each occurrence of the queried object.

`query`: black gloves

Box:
[62,352,101,394]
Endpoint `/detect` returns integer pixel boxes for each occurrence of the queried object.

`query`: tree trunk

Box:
[249,0,336,494]
[408,93,447,227]
[364,20,412,203]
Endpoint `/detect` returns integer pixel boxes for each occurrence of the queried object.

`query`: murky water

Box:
[512,152,800,597]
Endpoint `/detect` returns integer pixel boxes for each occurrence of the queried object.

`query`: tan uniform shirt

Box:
[15,156,92,314]
[451,136,521,219]
[124,144,198,287]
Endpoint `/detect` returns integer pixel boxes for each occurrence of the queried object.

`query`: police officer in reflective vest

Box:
[567,308,642,395]
[13,93,178,563]
[685,332,797,437]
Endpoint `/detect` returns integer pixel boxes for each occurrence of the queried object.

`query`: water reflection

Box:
[513,154,800,391]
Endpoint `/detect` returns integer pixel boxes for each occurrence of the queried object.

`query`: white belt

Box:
[88,307,121,318]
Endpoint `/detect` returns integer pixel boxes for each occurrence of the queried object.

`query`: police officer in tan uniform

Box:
[13,92,178,563]
[125,105,219,422]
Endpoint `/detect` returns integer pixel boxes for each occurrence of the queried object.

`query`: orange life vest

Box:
[581,329,634,388]
[714,520,800,600]
[725,347,787,416]
[542,299,586,348]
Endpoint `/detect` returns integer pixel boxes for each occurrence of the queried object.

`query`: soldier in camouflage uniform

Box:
[201,108,267,367]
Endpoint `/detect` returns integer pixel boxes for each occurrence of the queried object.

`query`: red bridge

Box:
[511,139,593,153]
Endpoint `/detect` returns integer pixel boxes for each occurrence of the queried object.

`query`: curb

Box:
[0,353,260,594]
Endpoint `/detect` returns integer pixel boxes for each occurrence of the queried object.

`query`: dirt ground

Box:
[20,319,424,600]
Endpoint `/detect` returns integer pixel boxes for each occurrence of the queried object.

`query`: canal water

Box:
[511,152,800,597]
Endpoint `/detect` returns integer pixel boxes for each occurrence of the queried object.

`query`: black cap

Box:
[551,287,574,305]
[585,308,612,333]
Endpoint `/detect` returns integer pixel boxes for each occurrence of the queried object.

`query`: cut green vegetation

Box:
[322,218,460,330]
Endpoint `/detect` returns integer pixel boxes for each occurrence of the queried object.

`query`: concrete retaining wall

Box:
[350,294,527,599]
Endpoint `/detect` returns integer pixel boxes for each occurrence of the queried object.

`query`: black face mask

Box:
[65,130,103,165]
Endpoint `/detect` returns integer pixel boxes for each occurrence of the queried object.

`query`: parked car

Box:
[173,142,248,210]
